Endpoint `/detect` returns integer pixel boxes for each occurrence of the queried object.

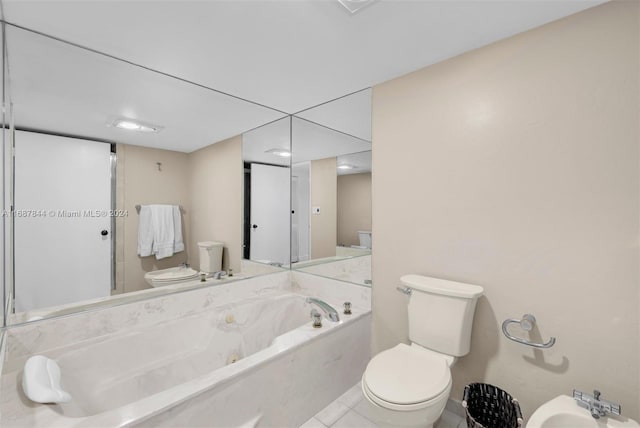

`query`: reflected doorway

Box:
[244,162,290,266]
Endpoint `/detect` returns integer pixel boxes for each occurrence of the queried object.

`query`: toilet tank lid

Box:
[400,275,483,299]
[197,241,224,248]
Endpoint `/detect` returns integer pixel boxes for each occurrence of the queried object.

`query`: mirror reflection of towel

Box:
[172,205,185,254]
[137,204,184,259]
[137,205,153,257]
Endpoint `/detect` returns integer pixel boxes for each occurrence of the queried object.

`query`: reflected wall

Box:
[290,89,373,286]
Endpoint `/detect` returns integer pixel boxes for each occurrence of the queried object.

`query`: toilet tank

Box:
[198,241,224,273]
[402,274,483,357]
[358,231,372,249]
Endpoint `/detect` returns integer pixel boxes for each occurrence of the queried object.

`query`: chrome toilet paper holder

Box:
[502,314,556,348]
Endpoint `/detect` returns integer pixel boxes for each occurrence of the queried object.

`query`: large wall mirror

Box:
[290,89,372,286]
[3,24,289,325]
[1,23,371,327]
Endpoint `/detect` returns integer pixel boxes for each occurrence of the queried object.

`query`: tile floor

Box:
[299,383,467,428]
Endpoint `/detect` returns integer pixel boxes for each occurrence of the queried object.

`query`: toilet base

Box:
[360,379,450,428]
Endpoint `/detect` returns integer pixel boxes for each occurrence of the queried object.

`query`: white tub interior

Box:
[55,294,312,417]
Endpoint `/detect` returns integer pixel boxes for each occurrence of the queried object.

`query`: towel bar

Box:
[135,204,184,214]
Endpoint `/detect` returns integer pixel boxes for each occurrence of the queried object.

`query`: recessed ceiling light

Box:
[337,0,377,14]
[265,148,292,158]
[109,118,162,133]
[337,164,355,170]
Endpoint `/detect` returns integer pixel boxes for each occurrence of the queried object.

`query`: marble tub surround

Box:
[0,272,371,427]
[240,259,288,276]
[9,263,280,326]
[135,314,371,428]
[3,271,291,370]
[0,329,6,380]
[291,271,371,311]
[295,255,371,286]
[335,246,371,258]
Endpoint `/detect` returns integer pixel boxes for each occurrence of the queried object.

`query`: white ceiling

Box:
[296,88,371,141]
[243,117,291,167]
[291,117,371,164]
[6,25,286,153]
[336,151,372,176]
[2,0,604,114]
[242,116,371,166]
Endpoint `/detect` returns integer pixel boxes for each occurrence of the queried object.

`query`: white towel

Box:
[138,204,184,259]
[173,205,185,253]
[150,205,177,260]
[137,205,154,257]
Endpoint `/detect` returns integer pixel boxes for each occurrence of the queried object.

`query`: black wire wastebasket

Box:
[462,383,523,428]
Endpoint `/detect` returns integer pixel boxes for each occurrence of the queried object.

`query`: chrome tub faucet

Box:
[306,297,340,322]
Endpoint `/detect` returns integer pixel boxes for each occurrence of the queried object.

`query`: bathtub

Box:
[0,275,371,427]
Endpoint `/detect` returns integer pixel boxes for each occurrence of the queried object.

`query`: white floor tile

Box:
[331,410,379,428]
[315,400,351,426]
[299,416,328,428]
[337,384,364,408]
[315,385,465,428]
[351,396,377,423]
[445,400,466,419]
[435,410,464,428]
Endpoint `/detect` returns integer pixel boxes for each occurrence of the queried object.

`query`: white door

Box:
[14,131,112,312]
[249,163,290,266]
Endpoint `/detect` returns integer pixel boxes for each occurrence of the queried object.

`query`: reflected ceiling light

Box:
[337,0,377,14]
[265,148,291,158]
[337,164,356,170]
[109,118,162,133]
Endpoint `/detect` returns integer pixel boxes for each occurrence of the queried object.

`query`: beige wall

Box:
[311,157,337,259]
[116,136,243,292]
[337,172,372,247]
[372,1,639,420]
[116,144,191,294]
[188,135,243,272]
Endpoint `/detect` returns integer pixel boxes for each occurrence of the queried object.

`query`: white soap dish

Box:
[22,355,72,404]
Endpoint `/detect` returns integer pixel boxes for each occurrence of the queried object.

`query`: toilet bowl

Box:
[360,275,483,428]
[144,266,200,287]
[361,344,453,428]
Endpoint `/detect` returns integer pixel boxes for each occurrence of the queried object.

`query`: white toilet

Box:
[351,230,372,249]
[197,241,224,273]
[361,274,484,428]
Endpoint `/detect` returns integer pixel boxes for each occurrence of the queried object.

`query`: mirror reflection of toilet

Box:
[197,241,224,273]
[361,275,483,428]
[144,241,224,287]
[351,230,372,249]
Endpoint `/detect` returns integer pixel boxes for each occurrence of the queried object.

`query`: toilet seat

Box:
[363,343,452,411]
